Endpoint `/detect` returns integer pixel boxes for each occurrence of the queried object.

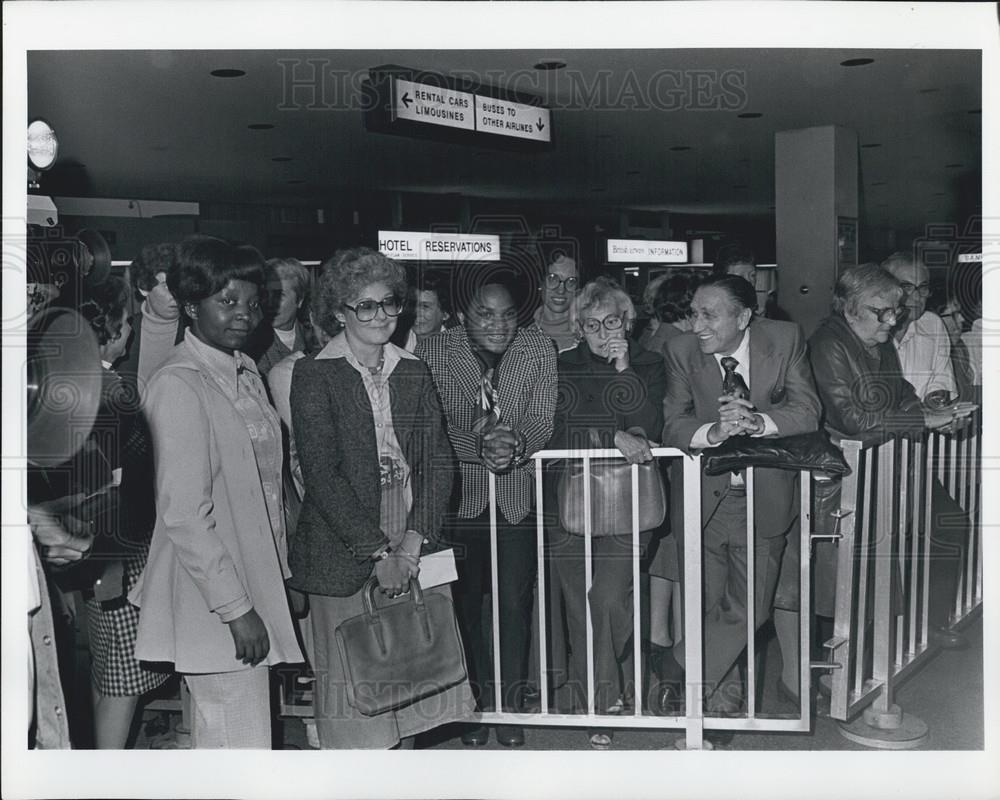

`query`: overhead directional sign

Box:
[475,95,551,142]
[607,239,689,264]
[394,78,474,131]
[378,230,501,262]
[375,70,552,148]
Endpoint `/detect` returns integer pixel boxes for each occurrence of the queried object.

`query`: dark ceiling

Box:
[27,47,982,238]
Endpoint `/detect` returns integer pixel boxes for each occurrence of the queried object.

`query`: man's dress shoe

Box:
[495,725,525,747]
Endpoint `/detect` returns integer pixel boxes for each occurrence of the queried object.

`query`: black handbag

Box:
[335,577,467,716]
[701,431,851,478]
[557,458,667,537]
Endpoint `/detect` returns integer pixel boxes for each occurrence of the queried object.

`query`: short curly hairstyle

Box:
[168,235,267,313]
[130,242,178,297]
[573,275,635,328]
[78,275,130,346]
[312,247,407,336]
[833,263,903,318]
[652,270,703,323]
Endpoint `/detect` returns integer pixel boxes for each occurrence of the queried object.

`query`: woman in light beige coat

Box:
[130,236,301,748]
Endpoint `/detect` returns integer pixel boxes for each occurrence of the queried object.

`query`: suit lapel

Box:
[450,329,483,406]
[693,350,723,416]
[748,324,776,410]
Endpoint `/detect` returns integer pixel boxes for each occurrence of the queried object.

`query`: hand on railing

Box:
[924,402,977,434]
[613,430,653,464]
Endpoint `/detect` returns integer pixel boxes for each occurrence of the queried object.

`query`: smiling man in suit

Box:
[658,274,820,728]
[416,268,556,748]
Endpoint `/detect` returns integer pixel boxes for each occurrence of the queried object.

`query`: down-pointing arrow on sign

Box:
[537,118,545,132]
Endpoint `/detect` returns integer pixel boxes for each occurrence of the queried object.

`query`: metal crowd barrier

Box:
[825,411,982,748]
[475,447,814,750]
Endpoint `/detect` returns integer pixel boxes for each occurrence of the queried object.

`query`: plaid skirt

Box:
[86,550,171,697]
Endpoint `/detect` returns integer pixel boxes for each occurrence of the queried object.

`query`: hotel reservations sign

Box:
[366,68,552,149]
[378,230,501,262]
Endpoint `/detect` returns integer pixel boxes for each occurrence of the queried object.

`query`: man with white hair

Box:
[882,251,956,407]
[882,251,968,650]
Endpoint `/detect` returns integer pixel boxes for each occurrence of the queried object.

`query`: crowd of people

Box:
[27,234,981,751]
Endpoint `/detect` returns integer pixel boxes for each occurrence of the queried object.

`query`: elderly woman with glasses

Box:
[288,247,472,749]
[546,276,666,748]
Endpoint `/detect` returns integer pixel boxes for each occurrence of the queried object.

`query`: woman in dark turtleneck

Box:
[547,276,666,748]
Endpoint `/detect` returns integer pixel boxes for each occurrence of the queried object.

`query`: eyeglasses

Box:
[545,273,579,293]
[581,314,625,334]
[343,297,403,322]
[898,281,931,297]
[863,304,903,323]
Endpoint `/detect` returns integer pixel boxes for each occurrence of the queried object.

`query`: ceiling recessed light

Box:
[861,143,882,149]
[670,145,692,152]
[210,68,246,78]
[968,108,982,115]
[840,58,874,67]
[248,123,274,130]
[737,112,763,119]
[945,163,964,169]
[534,60,567,71]
[272,156,293,162]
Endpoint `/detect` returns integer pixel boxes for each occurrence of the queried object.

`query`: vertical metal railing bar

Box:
[745,466,757,721]
[854,448,874,697]
[962,423,975,614]
[682,454,705,748]
[895,438,908,668]
[831,440,862,721]
[630,461,642,718]
[872,440,895,714]
[582,455,595,715]
[798,469,811,723]
[908,437,923,658]
[936,430,945,487]
[922,434,933,650]
[973,416,982,604]
[948,431,959,501]
[488,472,502,715]
[534,463,549,716]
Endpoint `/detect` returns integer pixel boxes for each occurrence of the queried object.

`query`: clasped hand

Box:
[481,423,520,473]
[708,395,764,444]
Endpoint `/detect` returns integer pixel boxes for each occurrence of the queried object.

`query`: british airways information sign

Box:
[607,239,689,264]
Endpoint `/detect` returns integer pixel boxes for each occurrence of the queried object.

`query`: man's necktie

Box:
[720,356,750,401]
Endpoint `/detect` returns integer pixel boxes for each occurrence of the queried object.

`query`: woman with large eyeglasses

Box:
[288,247,473,749]
[532,254,580,352]
[546,276,666,749]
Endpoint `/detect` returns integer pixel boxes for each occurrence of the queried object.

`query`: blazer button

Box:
[42,635,52,646]
[712,490,721,497]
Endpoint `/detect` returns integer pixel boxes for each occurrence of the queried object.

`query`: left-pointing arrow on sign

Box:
[402,92,413,108]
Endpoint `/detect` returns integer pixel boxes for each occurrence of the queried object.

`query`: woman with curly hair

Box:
[130,235,301,748]
[289,247,472,749]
